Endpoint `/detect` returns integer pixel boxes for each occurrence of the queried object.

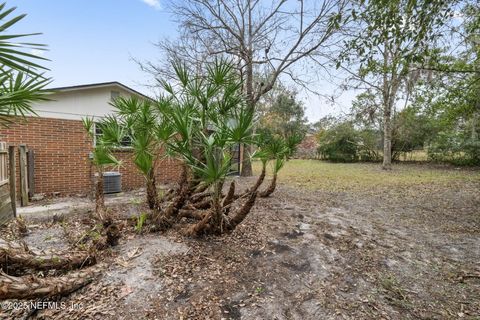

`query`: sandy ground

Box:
[1,164,479,320]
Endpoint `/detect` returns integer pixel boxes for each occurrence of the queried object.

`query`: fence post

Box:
[19,144,28,207]
[8,146,16,217]
[27,149,35,198]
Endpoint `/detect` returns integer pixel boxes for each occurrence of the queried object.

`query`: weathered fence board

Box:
[27,149,35,197]
[8,145,16,217]
[19,144,28,207]
[0,189,12,225]
[0,142,13,225]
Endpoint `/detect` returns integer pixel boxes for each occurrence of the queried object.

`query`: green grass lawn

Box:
[253,159,480,192]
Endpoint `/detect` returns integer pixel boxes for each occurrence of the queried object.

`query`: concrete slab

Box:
[16,189,146,222]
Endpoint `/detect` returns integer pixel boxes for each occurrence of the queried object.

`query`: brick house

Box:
[0,82,182,198]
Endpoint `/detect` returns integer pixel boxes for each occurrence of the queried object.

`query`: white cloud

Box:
[141,0,161,10]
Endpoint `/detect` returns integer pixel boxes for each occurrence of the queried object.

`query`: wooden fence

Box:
[0,142,14,225]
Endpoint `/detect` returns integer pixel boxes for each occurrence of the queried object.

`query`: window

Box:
[94,123,132,148]
[111,91,120,100]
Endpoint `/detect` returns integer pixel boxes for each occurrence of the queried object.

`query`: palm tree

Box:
[259,156,286,198]
[0,3,51,126]
[82,117,122,219]
[255,132,303,198]
[110,96,166,210]
[159,59,256,235]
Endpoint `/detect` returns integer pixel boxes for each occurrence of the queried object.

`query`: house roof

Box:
[48,81,153,101]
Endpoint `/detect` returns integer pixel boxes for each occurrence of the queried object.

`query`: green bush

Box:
[317,122,359,162]
[357,129,382,161]
[392,107,435,161]
[428,131,480,166]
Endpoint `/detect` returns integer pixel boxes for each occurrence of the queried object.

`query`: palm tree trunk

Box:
[211,182,224,233]
[95,171,106,216]
[0,239,95,275]
[259,173,277,198]
[192,198,211,209]
[185,210,213,236]
[249,161,266,193]
[146,169,158,210]
[184,182,224,236]
[0,268,98,300]
[222,181,236,213]
[228,191,257,230]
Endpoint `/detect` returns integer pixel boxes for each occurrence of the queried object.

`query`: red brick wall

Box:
[0,117,182,197]
[112,150,182,190]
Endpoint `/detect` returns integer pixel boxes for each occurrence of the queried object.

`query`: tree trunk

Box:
[227,191,257,230]
[164,181,189,219]
[0,240,95,275]
[95,171,105,216]
[94,223,121,250]
[242,25,254,177]
[185,210,213,236]
[382,101,393,170]
[472,109,478,140]
[248,161,266,193]
[211,182,224,233]
[146,169,158,210]
[0,268,98,300]
[190,190,211,203]
[222,181,236,212]
[178,209,207,220]
[178,163,188,188]
[192,183,209,195]
[192,198,211,210]
[259,173,277,198]
[241,144,253,176]
[184,182,224,236]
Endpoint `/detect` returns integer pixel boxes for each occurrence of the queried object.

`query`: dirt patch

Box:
[1,164,479,319]
[104,235,188,306]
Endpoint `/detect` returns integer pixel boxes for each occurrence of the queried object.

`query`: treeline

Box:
[312,0,479,166]
[314,101,479,165]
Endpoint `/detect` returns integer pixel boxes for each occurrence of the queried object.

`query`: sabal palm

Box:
[82,117,122,216]
[110,96,165,209]
[161,60,253,187]
[254,132,301,198]
[0,3,51,126]
[159,59,254,232]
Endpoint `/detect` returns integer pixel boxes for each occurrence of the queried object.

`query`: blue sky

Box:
[8,0,351,122]
[8,1,172,89]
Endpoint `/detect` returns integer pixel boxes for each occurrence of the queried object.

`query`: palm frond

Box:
[0,3,49,76]
[98,115,126,146]
[0,72,51,126]
[82,117,95,139]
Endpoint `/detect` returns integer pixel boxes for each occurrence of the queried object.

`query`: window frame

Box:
[93,122,133,150]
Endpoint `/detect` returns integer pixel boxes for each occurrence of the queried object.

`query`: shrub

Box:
[317,122,359,162]
[357,129,382,161]
[428,131,480,166]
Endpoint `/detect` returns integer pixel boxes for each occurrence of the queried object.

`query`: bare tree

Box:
[337,0,451,169]
[139,0,348,175]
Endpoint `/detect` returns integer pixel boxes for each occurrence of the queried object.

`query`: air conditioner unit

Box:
[103,172,122,194]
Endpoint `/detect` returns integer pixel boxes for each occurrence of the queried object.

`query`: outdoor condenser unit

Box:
[103,172,122,194]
